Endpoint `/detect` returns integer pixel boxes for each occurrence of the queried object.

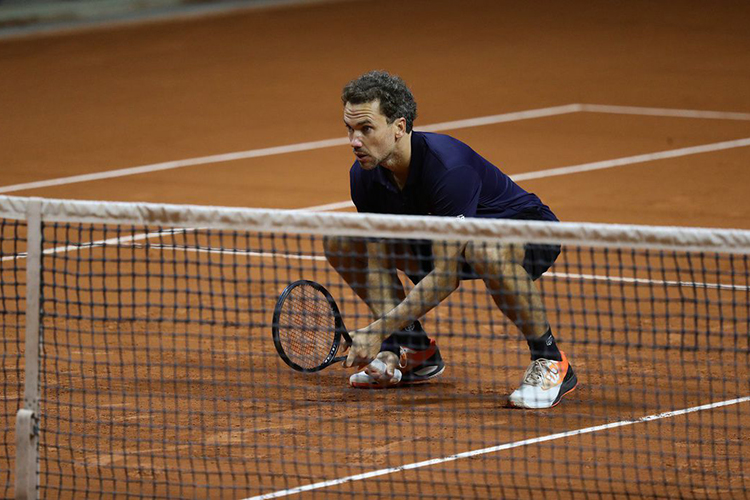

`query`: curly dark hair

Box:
[341,70,418,132]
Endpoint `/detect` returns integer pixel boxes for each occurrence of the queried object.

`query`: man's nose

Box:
[349,133,363,148]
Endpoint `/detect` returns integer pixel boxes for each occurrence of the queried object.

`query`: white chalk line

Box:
[262,136,750,211]
[547,271,749,292]
[7,234,744,292]
[243,395,750,500]
[2,103,750,195]
[145,244,326,262]
[579,104,750,121]
[115,245,750,291]
[2,132,748,264]
[0,104,574,195]
[146,248,750,291]
[3,108,749,288]
[301,200,355,212]
[0,228,191,262]
[0,136,347,195]
[1,104,745,497]
[512,137,750,182]
[0,194,345,263]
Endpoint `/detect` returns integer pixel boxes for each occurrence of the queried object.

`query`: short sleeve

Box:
[431,166,481,217]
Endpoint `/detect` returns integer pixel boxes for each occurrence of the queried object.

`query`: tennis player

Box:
[324,70,577,409]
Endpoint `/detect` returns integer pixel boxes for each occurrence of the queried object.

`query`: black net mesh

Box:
[2,207,749,499]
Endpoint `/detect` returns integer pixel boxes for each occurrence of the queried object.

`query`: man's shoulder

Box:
[418,131,470,152]
[418,132,484,166]
[415,132,488,181]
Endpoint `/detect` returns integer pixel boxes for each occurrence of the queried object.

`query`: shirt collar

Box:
[373,132,426,190]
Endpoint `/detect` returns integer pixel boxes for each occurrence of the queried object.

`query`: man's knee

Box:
[323,236,343,257]
[464,241,524,275]
[324,236,360,260]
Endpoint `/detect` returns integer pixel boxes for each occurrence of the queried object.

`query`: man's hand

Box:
[343,324,384,368]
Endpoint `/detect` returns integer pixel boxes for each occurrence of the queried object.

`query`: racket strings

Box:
[278,284,338,368]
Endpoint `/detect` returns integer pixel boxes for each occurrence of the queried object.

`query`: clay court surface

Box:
[1,0,750,498]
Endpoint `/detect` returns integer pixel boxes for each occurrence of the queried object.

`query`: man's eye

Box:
[363,126,372,133]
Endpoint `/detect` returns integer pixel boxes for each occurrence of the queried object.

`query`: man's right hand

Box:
[343,324,384,368]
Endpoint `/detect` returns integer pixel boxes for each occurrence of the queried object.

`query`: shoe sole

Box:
[350,365,445,389]
[549,367,578,408]
[401,364,446,384]
[508,365,579,409]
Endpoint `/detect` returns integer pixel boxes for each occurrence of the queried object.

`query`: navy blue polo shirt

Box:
[350,131,557,221]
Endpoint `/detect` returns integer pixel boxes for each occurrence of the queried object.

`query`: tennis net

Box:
[1,195,749,499]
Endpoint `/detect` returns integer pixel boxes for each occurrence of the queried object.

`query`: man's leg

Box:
[323,237,443,387]
[464,241,577,408]
[323,236,403,316]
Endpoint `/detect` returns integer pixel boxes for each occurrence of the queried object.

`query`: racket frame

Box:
[271,279,352,372]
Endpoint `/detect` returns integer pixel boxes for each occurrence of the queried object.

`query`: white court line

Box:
[0,104,579,195]
[147,251,750,292]
[0,228,190,262]
[2,133,747,252]
[512,137,750,181]
[547,271,750,292]
[302,200,355,211]
[115,246,750,291]
[148,244,326,262]
[8,238,743,292]
[2,103,750,194]
[293,136,750,211]
[3,118,750,263]
[131,249,750,291]
[0,136,347,195]
[416,103,581,132]
[579,104,750,121]
[243,395,750,499]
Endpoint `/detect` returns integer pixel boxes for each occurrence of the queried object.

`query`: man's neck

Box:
[381,131,412,190]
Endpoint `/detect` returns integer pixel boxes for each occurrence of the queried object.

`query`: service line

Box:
[303,136,750,211]
[2,103,750,195]
[2,132,750,262]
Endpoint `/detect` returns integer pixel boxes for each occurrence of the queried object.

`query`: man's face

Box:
[343,100,402,170]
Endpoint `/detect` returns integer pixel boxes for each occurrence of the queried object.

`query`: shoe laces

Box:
[521,359,548,387]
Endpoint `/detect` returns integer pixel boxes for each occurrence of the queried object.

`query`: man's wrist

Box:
[378,316,411,338]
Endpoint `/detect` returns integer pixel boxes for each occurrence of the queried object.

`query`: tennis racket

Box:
[271,280,352,372]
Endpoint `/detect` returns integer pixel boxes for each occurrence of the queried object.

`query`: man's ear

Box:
[394,117,407,139]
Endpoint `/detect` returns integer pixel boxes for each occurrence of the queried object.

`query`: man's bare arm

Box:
[344,240,465,367]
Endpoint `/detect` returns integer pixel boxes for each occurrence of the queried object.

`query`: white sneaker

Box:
[508,351,578,409]
[349,340,445,388]
[349,358,403,388]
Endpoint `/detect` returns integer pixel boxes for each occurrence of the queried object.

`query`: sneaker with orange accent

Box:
[398,339,445,384]
[349,339,445,389]
[508,351,578,409]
